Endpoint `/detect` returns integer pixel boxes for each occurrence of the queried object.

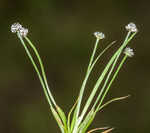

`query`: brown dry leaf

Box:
[101,128,114,133]
[87,127,109,133]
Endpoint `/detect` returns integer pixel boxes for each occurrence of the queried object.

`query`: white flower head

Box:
[125,23,138,32]
[11,22,22,33]
[94,32,105,39]
[124,47,134,57]
[11,22,28,37]
[19,27,28,37]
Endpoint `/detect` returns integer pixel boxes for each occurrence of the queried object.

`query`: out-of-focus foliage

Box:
[0,0,150,133]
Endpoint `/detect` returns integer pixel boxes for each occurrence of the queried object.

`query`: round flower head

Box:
[125,23,138,32]
[19,27,28,37]
[124,47,134,57]
[94,32,105,39]
[11,23,22,33]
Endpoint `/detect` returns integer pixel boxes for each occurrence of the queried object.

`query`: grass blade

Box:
[87,127,109,133]
[96,55,128,111]
[50,106,65,133]
[56,105,67,130]
[80,31,136,122]
[78,109,96,133]
[97,95,130,112]
[67,98,78,132]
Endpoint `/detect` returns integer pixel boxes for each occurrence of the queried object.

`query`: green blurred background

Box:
[0,0,149,132]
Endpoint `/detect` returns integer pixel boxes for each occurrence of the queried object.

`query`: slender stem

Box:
[17,33,65,132]
[73,38,100,133]
[88,38,100,71]
[94,32,137,112]
[92,41,123,110]
[79,31,134,123]
[24,36,56,106]
[17,32,53,107]
[79,51,116,123]
[96,55,128,112]
[90,41,116,71]
[92,54,119,109]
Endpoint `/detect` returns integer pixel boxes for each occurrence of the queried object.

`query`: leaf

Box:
[71,107,78,132]
[79,109,96,133]
[50,106,65,133]
[90,41,116,71]
[101,128,114,133]
[56,105,67,131]
[98,95,130,112]
[87,127,109,133]
[75,40,116,126]
[67,98,78,132]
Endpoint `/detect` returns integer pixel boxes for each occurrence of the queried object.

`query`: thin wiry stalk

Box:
[97,95,130,112]
[92,55,119,110]
[17,33,66,133]
[17,32,53,107]
[79,31,136,124]
[92,44,123,110]
[90,41,116,71]
[96,55,128,112]
[24,36,56,107]
[75,38,100,120]
[73,40,115,133]
[73,38,101,133]
[88,38,100,70]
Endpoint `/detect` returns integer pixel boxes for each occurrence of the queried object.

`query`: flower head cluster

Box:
[124,47,134,57]
[125,23,138,33]
[11,22,28,37]
[94,32,105,40]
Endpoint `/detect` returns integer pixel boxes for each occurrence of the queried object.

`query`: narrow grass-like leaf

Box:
[79,51,118,122]
[67,98,78,132]
[102,128,114,133]
[75,38,100,129]
[89,41,117,110]
[87,127,109,133]
[92,54,119,110]
[96,55,128,111]
[97,95,130,112]
[78,110,93,131]
[56,105,67,130]
[90,41,116,71]
[50,106,65,133]
[73,40,115,133]
[95,33,137,111]
[71,107,78,132]
[78,109,96,133]
[92,45,123,109]
[80,31,136,122]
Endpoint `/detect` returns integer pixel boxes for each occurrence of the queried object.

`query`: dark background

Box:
[0,0,149,133]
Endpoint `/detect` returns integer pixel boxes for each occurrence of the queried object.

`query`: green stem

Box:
[92,54,119,110]
[92,42,123,110]
[88,38,100,71]
[96,55,128,112]
[79,31,135,122]
[24,36,56,106]
[17,32,53,107]
[73,38,100,133]
[17,33,65,132]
